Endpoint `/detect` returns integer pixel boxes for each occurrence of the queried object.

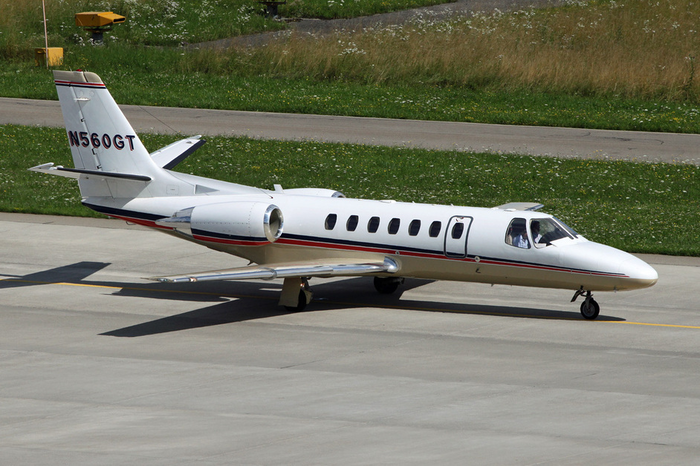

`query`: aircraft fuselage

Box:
[84,188,658,294]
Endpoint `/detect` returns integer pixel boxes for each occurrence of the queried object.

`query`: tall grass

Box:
[5,0,700,102]
[230,0,700,101]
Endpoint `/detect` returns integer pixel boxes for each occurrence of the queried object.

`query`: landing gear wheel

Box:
[580,298,600,320]
[284,288,308,313]
[374,276,403,294]
[281,277,312,312]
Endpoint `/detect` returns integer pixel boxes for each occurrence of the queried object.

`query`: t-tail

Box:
[31,70,191,200]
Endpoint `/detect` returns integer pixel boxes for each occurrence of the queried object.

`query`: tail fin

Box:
[52,70,165,197]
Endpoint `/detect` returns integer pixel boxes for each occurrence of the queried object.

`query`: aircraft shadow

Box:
[0,262,111,289]
[101,300,291,337]
[101,277,435,337]
[1,262,625,337]
[102,276,625,337]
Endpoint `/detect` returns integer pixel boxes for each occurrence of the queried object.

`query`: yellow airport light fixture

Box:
[35,47,63,67]
[75,11,126,43]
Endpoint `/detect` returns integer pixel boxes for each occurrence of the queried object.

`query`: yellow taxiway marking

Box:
[4,278,700,329]
[612,321,700,330]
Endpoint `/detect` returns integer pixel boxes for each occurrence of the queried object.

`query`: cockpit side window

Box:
[505,218,530,249]
[531,218,576,247]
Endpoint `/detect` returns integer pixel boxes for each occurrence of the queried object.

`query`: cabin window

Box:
[505,218,530,249]
[325,213,337,230]
[429,221,442,238]
[346,215,359,232]
[451,222,465,239]
[409,220,421,236]
[368,216,380,233]
[388,218,400,235]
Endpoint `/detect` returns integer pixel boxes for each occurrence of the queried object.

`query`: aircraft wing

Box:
[492,202,544,211]
[147,257,399,284]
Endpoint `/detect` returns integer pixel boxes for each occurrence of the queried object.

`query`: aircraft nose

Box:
[619,255,658,289]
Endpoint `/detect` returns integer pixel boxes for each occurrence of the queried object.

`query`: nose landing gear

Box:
[571,288,600,320]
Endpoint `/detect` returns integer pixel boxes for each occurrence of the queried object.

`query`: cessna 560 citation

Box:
[31,70,658,319]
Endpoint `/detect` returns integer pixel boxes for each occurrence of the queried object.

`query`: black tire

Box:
[374,276,401,294]
[284,289,307,312]
[580,298,600,320]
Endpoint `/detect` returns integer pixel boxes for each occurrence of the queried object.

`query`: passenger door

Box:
[444,216,473,258]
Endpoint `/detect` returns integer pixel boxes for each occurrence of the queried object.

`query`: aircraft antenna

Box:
[137,105,180,134]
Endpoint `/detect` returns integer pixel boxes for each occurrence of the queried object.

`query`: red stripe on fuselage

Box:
[54,80,106,88]
[107,214,172,230]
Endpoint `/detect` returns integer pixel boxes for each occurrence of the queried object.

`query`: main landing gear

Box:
[373,276,404,294]
[571,288,600,320]
[280,277,312,312]
[279,276,406,312]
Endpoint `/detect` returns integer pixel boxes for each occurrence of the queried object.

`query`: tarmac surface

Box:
[2,212,700,464]
[3,97,700,164]
[3,64,700,462]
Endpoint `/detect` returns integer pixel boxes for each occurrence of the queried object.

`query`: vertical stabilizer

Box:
[53,70,172,198]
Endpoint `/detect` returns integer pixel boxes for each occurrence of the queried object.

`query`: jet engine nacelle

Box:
[187,201,284,244]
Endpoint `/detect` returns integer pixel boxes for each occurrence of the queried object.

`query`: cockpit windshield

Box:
[506,217,580,249]
[553,217,578,238]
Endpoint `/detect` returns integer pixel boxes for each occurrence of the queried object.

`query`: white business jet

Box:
[31,70,658,319]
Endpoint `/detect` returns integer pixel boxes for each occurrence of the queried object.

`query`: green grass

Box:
[5,60,700,135]
[4,0,700,134]
[4,125,698,256]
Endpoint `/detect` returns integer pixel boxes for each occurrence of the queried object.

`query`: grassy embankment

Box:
[2,0,700,132]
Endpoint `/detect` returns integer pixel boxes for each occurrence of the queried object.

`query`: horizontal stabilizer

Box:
[29,163,152,182]
[492,202,544,211]
[150,136,206,169]
[147,257,399,284]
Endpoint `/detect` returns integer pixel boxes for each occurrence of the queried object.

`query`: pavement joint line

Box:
[5,278,699,329]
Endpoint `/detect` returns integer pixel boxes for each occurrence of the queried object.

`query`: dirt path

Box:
[194,0,562,48]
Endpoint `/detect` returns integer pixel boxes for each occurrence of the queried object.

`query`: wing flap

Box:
[148,257,399,284]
